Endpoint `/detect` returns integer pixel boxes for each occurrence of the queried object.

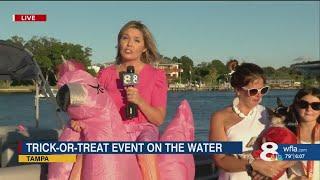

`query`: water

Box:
[0,90,298,141]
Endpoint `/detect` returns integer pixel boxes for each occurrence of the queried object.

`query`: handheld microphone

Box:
[122,66,139,119]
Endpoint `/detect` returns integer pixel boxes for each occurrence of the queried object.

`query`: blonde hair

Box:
[116,20,160,65]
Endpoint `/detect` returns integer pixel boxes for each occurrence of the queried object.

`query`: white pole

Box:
[34,81,40,127]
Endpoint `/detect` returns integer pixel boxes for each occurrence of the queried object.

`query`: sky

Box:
[0,1,319,68]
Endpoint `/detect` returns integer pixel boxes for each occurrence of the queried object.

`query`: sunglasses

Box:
[241,86,270,96]
[296,100,320,111]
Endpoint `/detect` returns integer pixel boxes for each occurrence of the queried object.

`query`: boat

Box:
[0,40,64,179]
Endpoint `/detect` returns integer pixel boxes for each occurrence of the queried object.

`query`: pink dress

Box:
[98,64,167,141]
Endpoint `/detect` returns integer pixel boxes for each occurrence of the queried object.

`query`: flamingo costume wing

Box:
[158,100,195,180]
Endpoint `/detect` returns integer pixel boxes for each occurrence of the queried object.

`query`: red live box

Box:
[13,14,47,22]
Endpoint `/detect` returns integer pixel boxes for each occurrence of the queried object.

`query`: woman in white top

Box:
[210,60,289,180]
[286,88,320,180]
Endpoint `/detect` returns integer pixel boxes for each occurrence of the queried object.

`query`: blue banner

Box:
[20,141,242,154]
[278,144,320,160]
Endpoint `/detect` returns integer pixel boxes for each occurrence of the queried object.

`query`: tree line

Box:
[160,55,317,87]
[3,36,94,86]
[1,36,318,87]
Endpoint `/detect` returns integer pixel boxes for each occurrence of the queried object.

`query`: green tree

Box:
[193,62,208,84]
[274,66,292,79]
[302,75,316,88]
[159,55,173,64]
[205,66,217,86]
[195,62,210,77]
[210,59,228,75]
[263,67,276,78]
[171,56,179,63]
[6,35,25,46]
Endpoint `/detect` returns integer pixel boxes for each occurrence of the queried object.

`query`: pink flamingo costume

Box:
[48,60,195,180]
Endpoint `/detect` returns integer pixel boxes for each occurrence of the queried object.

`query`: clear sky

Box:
[1,1,319,68]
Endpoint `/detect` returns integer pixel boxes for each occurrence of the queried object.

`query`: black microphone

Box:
[122,66,139,119]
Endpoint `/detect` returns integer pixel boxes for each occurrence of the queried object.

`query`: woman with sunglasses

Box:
[286,88,320,180]
[209,60,288,180]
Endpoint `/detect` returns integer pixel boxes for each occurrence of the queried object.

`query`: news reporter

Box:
[285,88,320,180]
[209,60,287,180]
[72,20,167,180]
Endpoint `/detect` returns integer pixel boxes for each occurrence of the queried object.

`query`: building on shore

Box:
[88,64,102,73]
[154,62,183,84]
[103,61,116,67]
[266,79,301,89]
[89,61,115,73]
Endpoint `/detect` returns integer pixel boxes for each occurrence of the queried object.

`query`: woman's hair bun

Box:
[227,59,239,72]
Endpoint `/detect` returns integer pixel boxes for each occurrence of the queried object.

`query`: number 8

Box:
[260,142,278,161]
[132,75,138,84]
[124,74,131,84]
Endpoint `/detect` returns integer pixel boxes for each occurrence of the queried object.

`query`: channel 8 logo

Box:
[122,73,138,86]
[260,142,282,161]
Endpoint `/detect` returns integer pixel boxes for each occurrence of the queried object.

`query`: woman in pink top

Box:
[72,20,167,180]
[98,63,167,139]
[100,20,167,180]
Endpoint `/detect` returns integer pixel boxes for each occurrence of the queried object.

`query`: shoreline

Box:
[0,88,34,93]
[168,87,301,91]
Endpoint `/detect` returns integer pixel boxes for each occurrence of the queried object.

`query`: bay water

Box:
[0,90,298,140]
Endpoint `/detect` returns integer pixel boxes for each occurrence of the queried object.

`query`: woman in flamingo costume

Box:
[47,60,194,180]
[48,19,195,180]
